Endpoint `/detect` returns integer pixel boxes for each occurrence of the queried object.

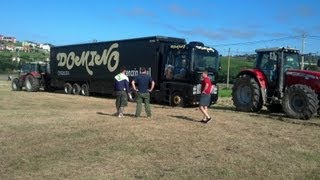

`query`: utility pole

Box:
[227,48,231,89]
[301,32,306,69]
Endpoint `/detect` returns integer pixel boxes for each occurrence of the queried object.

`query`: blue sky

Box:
[1,0,320,55]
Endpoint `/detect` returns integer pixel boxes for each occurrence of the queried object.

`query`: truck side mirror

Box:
[317,59,320,67]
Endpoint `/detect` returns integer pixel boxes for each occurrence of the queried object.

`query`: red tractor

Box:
[232,47,320,120]
[11,62,50,92]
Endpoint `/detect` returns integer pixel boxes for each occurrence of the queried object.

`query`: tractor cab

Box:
[255,47,301,100]
[20,62,48,76]
[255,47,300,86]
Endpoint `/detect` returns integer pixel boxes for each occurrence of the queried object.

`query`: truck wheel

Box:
[80,84,90,96]
[12,78,22,91]
[25,75,40,92]
[72,83,81,95]
[64,83,72,94]
[232,75,262,112]
[266,104,283,113]
[171,92,184,107]
[282,84,318,120]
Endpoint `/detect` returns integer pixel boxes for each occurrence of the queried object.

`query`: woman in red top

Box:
[199,71,212,123]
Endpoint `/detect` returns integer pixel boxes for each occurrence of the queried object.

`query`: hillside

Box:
[219,56,254,83]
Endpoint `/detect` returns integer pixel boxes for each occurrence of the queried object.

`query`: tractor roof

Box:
[255,47,299,53]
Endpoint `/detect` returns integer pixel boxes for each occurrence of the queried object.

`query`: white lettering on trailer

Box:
[57,70,70,76]
[56,43,120,75]
[195,46,215,52]
[126,69,139,77]
[170,45,186,49]
[126,67,152,77]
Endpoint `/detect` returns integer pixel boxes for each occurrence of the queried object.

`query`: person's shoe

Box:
[147,116,151,119]
[118,113,124,118]
[200,119,207,123]
[200,117,212,123]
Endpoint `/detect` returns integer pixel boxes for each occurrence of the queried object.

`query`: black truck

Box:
[46,36,220,106]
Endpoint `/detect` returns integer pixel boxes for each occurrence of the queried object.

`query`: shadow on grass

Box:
[96,112,136,118]
[169,115,208,124]
[212,103,320,127]
[211,105,236,111]
[242,110,320,127]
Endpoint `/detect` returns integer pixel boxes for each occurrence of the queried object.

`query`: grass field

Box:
[1,79,320,179]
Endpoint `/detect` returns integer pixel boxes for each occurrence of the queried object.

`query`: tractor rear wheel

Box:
[232,75,262,112]
[25,75,40,92]
[12,78,22,91]
[282,84,318,120]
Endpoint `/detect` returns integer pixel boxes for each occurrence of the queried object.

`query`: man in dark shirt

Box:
[131,67,155,118]
[114,66,130,118]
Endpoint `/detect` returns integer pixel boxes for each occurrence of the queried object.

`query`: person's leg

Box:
[135,93,143,117]
[115,93,121,116]
[119,91,128,117]
[199,106,208,120]
[204,106,210,119]
[143,93,151,117]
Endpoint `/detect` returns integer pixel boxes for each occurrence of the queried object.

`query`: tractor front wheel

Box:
[232,75,262,112]
[282,84,318,120]
[12,78,22,91]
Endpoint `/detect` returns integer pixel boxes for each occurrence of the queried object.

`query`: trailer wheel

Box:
[72,83,81,95]
[171,92,184,107]
[64,83,72,94]
[232,74,262,112]
[282,84,318,120]
[80,84,90,96]
[12,78,22,91]
[25,75,40,92]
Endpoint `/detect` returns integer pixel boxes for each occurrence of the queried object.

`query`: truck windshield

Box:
[192,49,219,72]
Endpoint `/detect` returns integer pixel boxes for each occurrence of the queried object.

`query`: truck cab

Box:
[160,42,219,106]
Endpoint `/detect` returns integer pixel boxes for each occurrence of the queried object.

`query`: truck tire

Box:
[232,75,262,112]
[64,83,72,94]
[80,84,90,96]
[282,84,318,120]
[12,78,22,91]
[25,75,40,92]
[72,83,81,95]
[266,104,283,113]
[171,92,184,107]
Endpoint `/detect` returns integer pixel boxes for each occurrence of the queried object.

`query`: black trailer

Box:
[49,36,220,106]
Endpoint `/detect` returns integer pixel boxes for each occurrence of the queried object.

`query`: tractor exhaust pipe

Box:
[278,49,285,98]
